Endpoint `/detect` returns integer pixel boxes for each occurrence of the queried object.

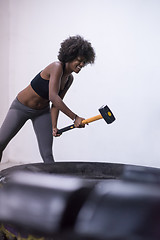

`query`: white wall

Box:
[1,0,160,168]
[0,0,10,161]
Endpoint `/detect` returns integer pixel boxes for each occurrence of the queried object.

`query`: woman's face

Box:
[68,56,86,73]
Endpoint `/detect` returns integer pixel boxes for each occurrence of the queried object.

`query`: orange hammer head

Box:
[99,105,116,124]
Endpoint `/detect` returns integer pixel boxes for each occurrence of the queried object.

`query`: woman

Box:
[0,35,96,163]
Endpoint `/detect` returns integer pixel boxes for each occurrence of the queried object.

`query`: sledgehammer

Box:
[57,105,116,134]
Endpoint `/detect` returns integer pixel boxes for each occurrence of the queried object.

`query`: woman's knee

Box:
[40,149,54,163]
[0,136,7,152]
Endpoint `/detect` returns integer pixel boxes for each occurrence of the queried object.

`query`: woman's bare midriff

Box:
[17,84,49,110]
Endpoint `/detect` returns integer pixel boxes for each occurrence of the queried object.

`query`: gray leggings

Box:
[0,98,54,163]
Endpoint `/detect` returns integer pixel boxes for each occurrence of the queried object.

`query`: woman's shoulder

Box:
[42,61,63,76]
[46,61,63,71]
[69,73,74,81]
[67,74,74,87]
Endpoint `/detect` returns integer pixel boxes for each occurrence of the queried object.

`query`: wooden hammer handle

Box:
[82,114,102,124]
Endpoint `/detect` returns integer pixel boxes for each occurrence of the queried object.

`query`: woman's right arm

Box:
[48,62,77,120]
[48,62,85,129]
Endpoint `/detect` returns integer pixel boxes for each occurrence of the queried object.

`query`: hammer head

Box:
[99,105,116,124]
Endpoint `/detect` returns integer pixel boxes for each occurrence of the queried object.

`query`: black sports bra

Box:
[31,64,66,100]
[31,72,49,99]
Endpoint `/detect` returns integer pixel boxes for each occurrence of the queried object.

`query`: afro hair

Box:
[58,35,95,64]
